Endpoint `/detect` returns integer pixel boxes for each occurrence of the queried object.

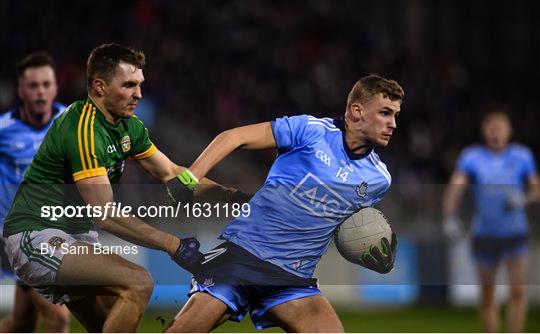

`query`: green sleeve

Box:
[128,116,156,160]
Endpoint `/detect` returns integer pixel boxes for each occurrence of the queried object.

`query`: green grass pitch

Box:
[54,307,540,332]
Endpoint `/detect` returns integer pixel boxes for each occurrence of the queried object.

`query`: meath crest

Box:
[120,135,131,153]
[356,181,368,198]
[48,236,66,249]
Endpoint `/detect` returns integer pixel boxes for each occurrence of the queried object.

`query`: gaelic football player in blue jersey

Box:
[166,74,403,332]
[443,111,540,332]
[0,52,69,332]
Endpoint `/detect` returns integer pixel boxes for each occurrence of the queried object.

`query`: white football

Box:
[334,207,392,265]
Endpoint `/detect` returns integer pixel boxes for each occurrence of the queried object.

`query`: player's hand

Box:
[442,214,463,239]
[166,169,199,205]
[359,232,397,274]
[228,189,253,204]
[505,192,526,211]
[171,237,204,272]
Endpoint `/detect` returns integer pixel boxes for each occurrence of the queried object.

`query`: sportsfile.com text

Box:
[40,202,251,221]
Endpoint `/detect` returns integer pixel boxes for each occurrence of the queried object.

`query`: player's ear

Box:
[93,78,106,97]
[348,102,363,122]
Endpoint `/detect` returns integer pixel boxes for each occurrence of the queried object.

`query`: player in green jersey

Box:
[2,43,239,332]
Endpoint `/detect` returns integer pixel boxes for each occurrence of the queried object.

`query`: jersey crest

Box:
[356,181,368,198]
[120,135,131,153]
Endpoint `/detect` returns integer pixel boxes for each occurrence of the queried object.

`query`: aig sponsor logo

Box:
[289,172,353,221]
[315,150,331,166]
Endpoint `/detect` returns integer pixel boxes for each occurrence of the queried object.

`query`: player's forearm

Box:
[189,123,276,180]
[99,216,179,255]
[189,129,242,180]
[525,176,540,205]
[442,186,465,215]
[443,172,469,215]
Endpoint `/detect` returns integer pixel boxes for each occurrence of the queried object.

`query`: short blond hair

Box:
[347,74,404,109]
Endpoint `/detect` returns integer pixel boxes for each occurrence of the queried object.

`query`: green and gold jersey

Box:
[3,97,156,236]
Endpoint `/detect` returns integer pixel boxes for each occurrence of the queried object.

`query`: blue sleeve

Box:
[271,115,312,152]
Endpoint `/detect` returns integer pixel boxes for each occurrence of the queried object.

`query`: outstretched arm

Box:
[76,175,180,254]
[136,147,239,202]
[76,175,203,271]
[188,122,275,180]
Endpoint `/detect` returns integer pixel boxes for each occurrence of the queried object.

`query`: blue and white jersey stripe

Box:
[368,151,392,184]
[307,116,340,132]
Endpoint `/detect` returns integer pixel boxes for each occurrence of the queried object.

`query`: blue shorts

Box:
[190,241,321,330]
[472,235,528,267]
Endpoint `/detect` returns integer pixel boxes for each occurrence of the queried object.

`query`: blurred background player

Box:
[0,52,69,332]
[442,111,540,332]
[166,74,401,332]
[2,43,241,332]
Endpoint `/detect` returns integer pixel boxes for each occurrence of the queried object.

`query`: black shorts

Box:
[193,241,317,287]
[472,235,528,266]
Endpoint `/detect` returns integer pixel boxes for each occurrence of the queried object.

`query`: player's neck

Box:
[19,105,52,128]
[344,131,371,155]
[487,146,508,153]
[343,122,371,155]
[89,95,120,124]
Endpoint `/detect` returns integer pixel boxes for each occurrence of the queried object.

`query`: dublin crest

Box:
[356,181,368,198]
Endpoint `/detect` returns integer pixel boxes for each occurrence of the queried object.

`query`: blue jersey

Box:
[0,103,65,227]
[457,144,537,237]
[220,115,391,278]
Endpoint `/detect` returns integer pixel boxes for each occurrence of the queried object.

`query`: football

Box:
[334,207,392,265]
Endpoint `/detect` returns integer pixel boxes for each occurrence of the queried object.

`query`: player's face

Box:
[102,62,144,119]
[356,94,401,147]
[482,116,512,151]
[18,66,57,117]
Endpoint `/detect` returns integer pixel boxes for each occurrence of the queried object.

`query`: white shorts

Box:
[5,228,99,304]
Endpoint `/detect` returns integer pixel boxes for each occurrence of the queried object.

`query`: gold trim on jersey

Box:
[75,102,101,179]
[77,103,89,171]
[90,107,98,168]
[73,167,107,181]
[132,144,157,160]
[83,105,92,169]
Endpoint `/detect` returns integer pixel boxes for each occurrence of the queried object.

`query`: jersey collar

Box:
[86,96,129,131]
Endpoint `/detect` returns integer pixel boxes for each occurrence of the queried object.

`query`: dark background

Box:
[2,2,540,327]
[2,0,539,185]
